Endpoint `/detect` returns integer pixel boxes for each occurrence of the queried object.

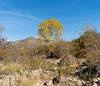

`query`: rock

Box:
[59,55,79,69]
[52,77,59,85]
[93,83,97,86]
[77,80,82,86]
[95,80,100,86]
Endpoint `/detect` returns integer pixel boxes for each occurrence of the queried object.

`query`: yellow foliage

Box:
[38,18,63,41]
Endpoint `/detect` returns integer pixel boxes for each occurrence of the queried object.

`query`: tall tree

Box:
[38,18,63,41]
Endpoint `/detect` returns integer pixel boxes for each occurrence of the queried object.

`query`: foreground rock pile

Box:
[0,66,99,86]
[0,55,99,86]
[0,73,99,86]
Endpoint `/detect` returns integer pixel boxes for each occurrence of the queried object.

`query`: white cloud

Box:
[0,10,40,22]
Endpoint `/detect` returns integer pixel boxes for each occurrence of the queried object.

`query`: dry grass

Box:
[17,75,41,86]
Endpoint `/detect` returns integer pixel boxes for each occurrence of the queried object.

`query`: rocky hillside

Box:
[0,29,100,86]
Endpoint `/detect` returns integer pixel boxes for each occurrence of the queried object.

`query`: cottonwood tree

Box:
[38,18,63,41]
[37,18,64,59]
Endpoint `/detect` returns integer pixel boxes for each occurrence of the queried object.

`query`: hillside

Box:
[0,29,100,86]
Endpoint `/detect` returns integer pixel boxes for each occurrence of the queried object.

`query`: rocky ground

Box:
[0,58,99,86]
[0,68,99,86]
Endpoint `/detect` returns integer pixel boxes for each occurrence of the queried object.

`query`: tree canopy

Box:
[38,18,63,41]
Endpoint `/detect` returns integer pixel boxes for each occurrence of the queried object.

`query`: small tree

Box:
[0,25,6,61]
[38,18,63,41]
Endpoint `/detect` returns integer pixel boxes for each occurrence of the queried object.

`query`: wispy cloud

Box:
[0,10,40,22]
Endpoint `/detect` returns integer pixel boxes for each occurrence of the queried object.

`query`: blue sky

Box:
[0,0,100,41]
